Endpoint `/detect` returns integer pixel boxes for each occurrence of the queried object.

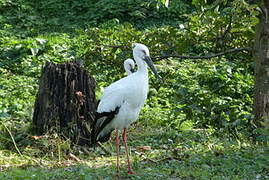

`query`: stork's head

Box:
[132,43,162,82]
[132,43,150,60]
[124,58,135,74]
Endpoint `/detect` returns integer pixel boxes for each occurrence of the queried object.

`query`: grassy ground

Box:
[0,126,268,179]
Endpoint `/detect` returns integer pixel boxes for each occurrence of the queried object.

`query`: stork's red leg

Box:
[122,128,135,174]
[115,129,120,174]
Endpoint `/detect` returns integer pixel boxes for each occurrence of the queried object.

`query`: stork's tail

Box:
[91,106,120,147]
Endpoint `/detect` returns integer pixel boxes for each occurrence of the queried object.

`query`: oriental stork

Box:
[92,43,161,174]
[124,58,135,75]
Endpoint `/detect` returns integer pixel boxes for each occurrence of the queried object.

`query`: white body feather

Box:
[96,43,153,140]
[97,69,148,138]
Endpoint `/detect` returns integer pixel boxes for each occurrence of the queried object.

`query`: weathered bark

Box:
[253,1,269,128]
[33,61,96,145]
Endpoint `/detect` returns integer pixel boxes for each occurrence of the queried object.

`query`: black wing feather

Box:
[91,106,120,145]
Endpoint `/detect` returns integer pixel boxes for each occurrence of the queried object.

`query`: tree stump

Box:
[32,61,96,145]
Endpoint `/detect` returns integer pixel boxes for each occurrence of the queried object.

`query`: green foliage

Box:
[0,0,192,35]
[78,22,254,137]
[187,0,259,53]
[139,58,254,139]
[88,0,191,28]
[0,0,258,138]
[0,73,36,120]
[0,72,36,151]
[0,34,77,75]
[0,0,42,36]
[78,22,188,83]
[174,60,254,135]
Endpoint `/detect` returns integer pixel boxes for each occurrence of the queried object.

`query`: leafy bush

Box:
[79,22,254,136]
[0,0,191,34]
[88,0,191,28]
[0,73,37,121]
[174,60,254,136]
[77,22,189,85]
[187,0,258,54]
[0,0,256,139]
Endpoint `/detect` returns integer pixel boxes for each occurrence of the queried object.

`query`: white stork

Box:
[123,58,135,75]
[92,43,161,174]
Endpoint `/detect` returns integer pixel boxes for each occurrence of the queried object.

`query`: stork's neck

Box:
[134,56,148,74]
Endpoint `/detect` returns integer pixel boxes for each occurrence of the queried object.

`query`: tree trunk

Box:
[253,1,269,128]
[32,61,96,145]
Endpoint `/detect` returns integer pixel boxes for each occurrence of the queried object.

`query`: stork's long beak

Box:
[144,56,163,82]
[130,68,135,73]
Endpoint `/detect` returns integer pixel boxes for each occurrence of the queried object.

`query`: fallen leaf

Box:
[136,146,151,152]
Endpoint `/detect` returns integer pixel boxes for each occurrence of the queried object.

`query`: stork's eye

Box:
[142,50,146,55]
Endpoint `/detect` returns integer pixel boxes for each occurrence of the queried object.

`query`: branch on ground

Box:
[152,47,252,61]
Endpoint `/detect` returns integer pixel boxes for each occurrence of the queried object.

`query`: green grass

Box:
[0,126,268,179]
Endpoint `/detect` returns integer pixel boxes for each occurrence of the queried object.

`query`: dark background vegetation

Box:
[0,0,268,179]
